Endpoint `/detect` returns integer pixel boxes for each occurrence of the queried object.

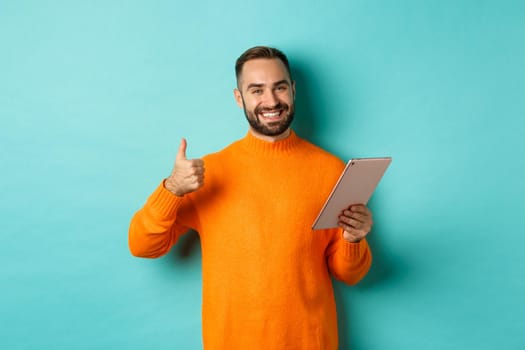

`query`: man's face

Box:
[234,58,296,138]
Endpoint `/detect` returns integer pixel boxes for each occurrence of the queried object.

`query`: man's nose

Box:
[263,90,278,106]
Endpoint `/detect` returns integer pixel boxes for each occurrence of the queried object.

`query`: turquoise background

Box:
[1,0,524,349]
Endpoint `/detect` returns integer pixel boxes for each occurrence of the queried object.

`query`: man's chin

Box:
[245,111,294,137]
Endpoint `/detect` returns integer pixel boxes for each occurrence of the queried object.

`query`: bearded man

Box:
[129,46,373,350]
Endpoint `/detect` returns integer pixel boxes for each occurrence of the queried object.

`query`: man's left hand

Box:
[338,204,373,243]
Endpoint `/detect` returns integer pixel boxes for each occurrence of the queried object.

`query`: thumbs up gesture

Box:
[165,138,205,196]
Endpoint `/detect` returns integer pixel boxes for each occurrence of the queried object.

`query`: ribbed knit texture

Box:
[129,130,372,350]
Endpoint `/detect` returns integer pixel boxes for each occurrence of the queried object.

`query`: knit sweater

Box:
[129,130,372,350]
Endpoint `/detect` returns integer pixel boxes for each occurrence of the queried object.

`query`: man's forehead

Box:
[238,58,291,87]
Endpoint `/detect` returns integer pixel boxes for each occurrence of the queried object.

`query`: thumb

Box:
[176,138,187,160]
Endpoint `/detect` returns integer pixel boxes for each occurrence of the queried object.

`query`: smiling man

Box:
[129,46,373,350]
[234,56,295,140]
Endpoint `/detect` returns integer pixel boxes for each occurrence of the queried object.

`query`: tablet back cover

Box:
[312,157,391,230]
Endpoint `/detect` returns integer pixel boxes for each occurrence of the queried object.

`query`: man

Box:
[129,46,373,349]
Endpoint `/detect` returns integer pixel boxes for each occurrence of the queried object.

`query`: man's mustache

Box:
[255,102,289,114]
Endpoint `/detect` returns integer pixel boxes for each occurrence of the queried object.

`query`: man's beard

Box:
[242,100,295,137]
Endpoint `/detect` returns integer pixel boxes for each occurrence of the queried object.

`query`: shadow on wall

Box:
[356,194,400,288]
[293,58,401,285]
[334,196,401,349]
[291,56,359,160]
[171,229,201,261]
[291,61,323,147]
[293,59,404,349]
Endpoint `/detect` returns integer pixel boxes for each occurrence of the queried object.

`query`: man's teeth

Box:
[262,111,280,118]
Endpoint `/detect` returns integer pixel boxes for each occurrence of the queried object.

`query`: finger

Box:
[341,222,370,236]
[183,161,205,175]
[338,221,353,232]
[339,222,363,236]
[349,204,370,215]
[190,159,205,168]
[342,210,367,223]
[339,215,363,229]
[193,167,205,175]
[190,174,205,182]
[176,138,188,160]
[190,175,205,189]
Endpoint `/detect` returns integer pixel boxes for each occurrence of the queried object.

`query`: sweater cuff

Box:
[146,180,185,218]
[341,238,369,260]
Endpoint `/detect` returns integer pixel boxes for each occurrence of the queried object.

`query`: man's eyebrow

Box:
[246,80,290,90]
[273,80,290,87]
[246,83,265,90]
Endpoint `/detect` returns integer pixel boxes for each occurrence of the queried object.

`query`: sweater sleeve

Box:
[325,229,372,285]
[128,181,197,258]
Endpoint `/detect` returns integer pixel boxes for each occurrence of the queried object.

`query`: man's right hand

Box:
[165,138,205,196]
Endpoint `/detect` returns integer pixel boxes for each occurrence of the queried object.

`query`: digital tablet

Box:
[312,157,392,230]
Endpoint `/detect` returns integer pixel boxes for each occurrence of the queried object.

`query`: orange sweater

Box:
[129,131,372,349]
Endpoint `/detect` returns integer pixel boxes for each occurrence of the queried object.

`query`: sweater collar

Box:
[240,129,301,155]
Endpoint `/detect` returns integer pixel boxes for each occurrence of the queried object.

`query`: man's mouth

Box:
[259,110,283,120]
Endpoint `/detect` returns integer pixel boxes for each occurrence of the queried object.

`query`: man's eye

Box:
[252,89,262,94]
[276,85,287,91]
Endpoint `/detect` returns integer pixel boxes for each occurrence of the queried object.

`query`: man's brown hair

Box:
[235,46,292,85]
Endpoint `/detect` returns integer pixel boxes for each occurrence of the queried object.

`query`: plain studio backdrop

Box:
[1,1,524,349]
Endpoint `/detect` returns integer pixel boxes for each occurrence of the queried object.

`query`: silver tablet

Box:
[312,157,392,230]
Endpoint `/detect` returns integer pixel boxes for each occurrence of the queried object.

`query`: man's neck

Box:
[248,128,291,143]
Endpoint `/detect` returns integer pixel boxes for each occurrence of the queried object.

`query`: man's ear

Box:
[233,88,244,109]
[292,81,296,100]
